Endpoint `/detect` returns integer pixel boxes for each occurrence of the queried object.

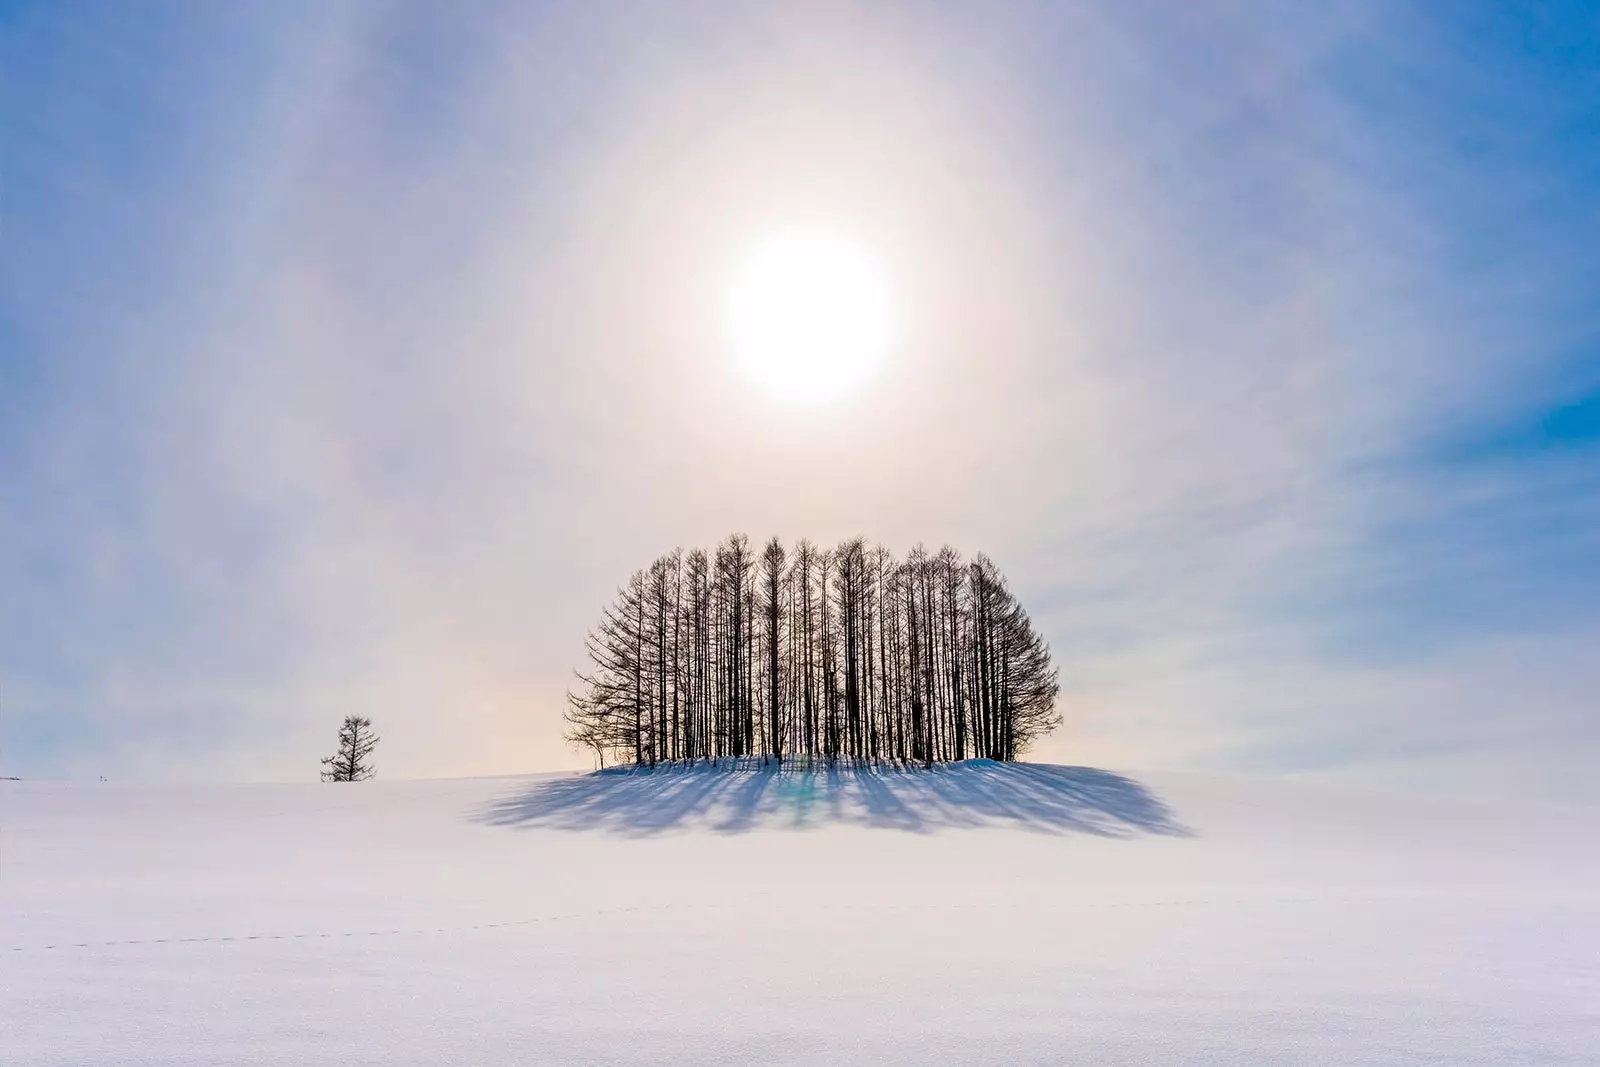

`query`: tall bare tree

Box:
[758,537,788,763]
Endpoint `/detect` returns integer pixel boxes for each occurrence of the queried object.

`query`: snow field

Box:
[2,764,1596,1065]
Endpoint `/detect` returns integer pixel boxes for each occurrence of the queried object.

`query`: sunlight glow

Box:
[725,230,894,404]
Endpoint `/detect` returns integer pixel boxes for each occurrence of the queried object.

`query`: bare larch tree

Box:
[321,715,381,782]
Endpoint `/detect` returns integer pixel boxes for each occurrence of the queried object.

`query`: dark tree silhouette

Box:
[321,715,380,782]
[758,536,788,764]
[566,536,1061,769]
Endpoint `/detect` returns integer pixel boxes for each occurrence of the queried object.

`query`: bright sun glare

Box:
[725,230,893,404]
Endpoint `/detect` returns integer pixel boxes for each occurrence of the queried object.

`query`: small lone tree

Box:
[564,689,612,770]
[321,715,380,781]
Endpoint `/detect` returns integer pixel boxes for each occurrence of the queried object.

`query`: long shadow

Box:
[475,759,1191,838]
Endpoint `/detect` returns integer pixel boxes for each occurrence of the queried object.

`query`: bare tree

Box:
[321,715,380,782]
[564,689,612,770]
[758,537,788,763]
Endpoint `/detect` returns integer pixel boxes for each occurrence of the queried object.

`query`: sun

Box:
[725,229,894,404]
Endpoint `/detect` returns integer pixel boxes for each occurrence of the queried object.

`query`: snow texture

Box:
[3,761,1597,1065]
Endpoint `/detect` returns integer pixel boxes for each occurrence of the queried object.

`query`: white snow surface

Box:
[3,760,1596,1065]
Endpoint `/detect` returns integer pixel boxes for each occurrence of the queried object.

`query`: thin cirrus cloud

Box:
[1,1,1596,796]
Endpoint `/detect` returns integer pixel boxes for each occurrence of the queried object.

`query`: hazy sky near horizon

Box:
[3,2,1597,793]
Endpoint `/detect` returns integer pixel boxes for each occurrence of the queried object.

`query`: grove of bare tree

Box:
[565,536,1060,769]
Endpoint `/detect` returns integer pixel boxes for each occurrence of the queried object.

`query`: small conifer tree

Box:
[321,715,380,782]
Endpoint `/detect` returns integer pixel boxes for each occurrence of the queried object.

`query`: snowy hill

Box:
[3,763,1596,1065]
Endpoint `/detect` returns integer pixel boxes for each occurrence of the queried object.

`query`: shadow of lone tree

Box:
[478,760,1190,838]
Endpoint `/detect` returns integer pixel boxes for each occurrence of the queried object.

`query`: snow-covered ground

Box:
[3,761,1596,1065]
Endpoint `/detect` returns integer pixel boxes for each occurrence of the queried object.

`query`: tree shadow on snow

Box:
[475,760,1190,838]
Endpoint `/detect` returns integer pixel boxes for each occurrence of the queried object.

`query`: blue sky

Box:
[2,1,1597,791]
